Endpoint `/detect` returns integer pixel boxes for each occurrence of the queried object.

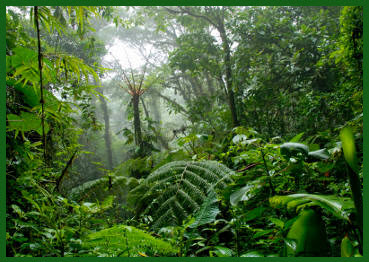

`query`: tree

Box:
[120,65,148,155]
[164,6,240,127]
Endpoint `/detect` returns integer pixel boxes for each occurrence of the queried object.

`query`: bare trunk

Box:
[98,89,114,170]
[218,22,239,127]
[141,97,169,150]
[132,94,142,148]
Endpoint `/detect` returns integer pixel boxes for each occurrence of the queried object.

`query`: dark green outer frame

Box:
[1,0,367,261]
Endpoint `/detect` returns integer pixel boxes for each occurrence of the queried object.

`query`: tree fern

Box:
[131,160,234,229]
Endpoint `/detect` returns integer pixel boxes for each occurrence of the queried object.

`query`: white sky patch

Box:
[103,38,146,70]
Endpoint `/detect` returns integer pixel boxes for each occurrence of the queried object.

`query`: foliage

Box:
[284,209,329,256]
[269,194,354,221]
[131,160,234,229]
[6,5,363,258]
[189,190,220,228]
[83,225,178,257]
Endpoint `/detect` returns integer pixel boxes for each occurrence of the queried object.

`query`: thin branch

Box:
[179,7,218,29]
[137,62,148,93]
[121,69,134,92]
[163,6,217,28]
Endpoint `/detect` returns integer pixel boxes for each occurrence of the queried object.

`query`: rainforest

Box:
[6,6,363,257]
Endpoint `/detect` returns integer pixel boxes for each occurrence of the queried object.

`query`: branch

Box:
[178,7,218,29]
[55,151,78,193]
[151,88,188,115]
[163,6,218,29]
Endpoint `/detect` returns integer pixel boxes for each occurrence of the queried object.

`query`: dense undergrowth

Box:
[6,6,362,257]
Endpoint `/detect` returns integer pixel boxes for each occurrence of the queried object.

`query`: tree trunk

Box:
[132,94,143,148]
[150,92,161,123]
[142,96,169,150]
[98,88,114,170]
[218,23,239,127]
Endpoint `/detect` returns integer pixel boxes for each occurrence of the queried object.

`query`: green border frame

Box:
[1,0,367,261]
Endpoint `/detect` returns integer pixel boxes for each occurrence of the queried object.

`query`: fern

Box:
[70,176,138,202]
[83,224,178,257]
[132,160,234,229]
[70,177,108,201]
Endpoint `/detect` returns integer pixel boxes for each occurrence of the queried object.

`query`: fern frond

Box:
[83,224,178,257]
[133,160,234,229]
[70,177,108,201]
[70,175,138,203]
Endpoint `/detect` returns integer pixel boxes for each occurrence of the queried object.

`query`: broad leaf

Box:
[280,142,309,159]
[307,148,330,162]
[290,132,304,142]
[285,209,329,256]
[340,127,359,173]
[232,134,247,144]
[241,251,264,257]
[7,112,49,136]
[269,194,354,221]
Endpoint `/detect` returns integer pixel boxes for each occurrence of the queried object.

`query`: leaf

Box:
[307,148,330,162]
[269,194,354,221]
[11,204,23,217]
[245,206,266,222]
[341,236,354,257]
[7,112,49,135]
[212,246,234,257]
[269,217,284,229]
[8,79,60,112]
[132,160,233,229]
[189,190,220,228]
[280,142,309,159]
[230,179,263,206]
[232,134,247,144]
[340,127,359,173]
[285,209,329,256]
[241,251,264,257]
[253,229,274,238]
[84,224,177,256]
[290,132,304,142]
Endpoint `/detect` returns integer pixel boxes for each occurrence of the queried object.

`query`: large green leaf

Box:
[241,251,264,257]
[189,190,220,228]
[8,80,60,112]
[340,127,359,173]
[285,209,329,256]
[307,148,330,162]
[7,111,49,136]
[341,236,354,257]
[269,194,354,221]
[289,132,304,142]
[280,142,309,159]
